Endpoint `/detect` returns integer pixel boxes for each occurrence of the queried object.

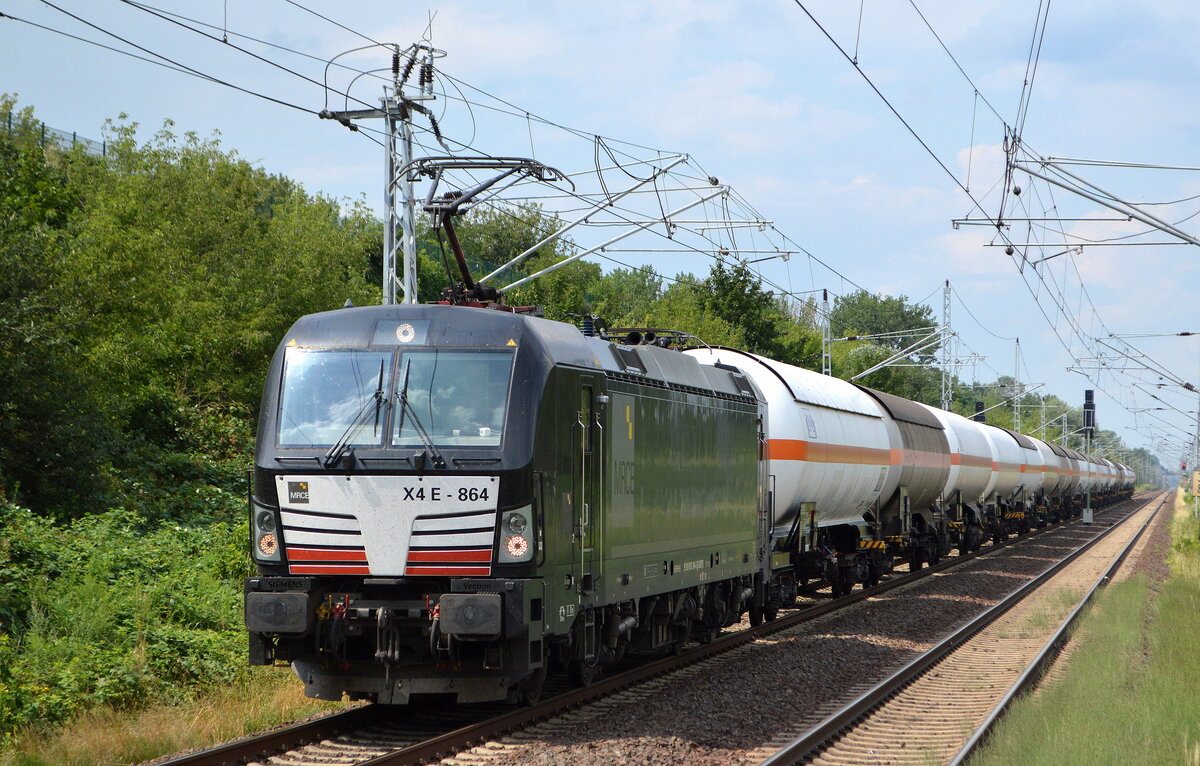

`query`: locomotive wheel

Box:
[570,659,598,688]
[510,663,547,705]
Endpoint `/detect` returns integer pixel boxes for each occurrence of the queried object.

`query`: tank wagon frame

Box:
[245,304,1134,705]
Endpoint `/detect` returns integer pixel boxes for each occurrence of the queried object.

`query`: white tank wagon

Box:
[684,348,900,597]
[916,405,996,552]
[683,348,899,529]
[1122,463,1137,488]
[1096,457,1116,492]
[979,425,1025,536]
[987,427,1045,537]
[1043,442,1074,518]
[856,387,951,570]
[1060,447,1087,498]
[1076,450,1098,495]
[1098,458,1120,492]
[1036,441,1072,521]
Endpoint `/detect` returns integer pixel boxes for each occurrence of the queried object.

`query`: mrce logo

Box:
[287,481,310,504]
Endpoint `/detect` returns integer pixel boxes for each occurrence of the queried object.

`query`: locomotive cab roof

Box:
[271,303,759,403]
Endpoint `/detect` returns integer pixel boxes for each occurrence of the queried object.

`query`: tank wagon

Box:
[245,304,1134,705]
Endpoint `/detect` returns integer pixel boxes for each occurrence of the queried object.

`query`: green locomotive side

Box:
[532,362,763,658]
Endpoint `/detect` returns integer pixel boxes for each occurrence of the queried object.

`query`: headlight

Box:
[498,506,534,563]
[251,502,283,562]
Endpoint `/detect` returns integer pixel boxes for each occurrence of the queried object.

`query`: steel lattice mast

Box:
[322,43,442,305]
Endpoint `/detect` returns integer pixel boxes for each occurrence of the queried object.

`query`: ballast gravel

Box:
[454,511,1153,766]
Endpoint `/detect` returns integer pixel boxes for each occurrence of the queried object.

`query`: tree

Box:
[58,119,379,419]
[0,98,119,516]
[589,267,663,327]
[833,340,942,404]
[0,104,385,518]
[702,261,785,355]
[641,280,746,348]
[830,290,939,360]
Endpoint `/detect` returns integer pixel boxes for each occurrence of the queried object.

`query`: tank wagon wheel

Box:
[865,562,882,588]
[830,571,845,598]
[749,603,764,627]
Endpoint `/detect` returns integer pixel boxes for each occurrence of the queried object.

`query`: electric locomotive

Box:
[245,303,770,704]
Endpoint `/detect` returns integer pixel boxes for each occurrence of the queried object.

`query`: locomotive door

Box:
[574,378,600,599]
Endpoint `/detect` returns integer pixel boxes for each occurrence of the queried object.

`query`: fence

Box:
[2,112,106,157]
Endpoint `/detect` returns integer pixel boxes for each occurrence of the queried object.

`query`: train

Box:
[244,301,1135,706]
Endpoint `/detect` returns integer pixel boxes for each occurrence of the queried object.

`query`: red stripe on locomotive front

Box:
[407,549,493,562]
[405,565,492,576]
[286,548,368,562]
[289,564,372,575]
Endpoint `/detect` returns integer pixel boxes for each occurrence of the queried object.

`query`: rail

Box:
[758,491,1166,766]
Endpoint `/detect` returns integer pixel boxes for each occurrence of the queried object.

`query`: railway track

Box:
[759,491,1168,766]
[158,494,1149,766]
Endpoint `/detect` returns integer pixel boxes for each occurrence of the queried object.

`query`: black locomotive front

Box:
[245,304,552,704]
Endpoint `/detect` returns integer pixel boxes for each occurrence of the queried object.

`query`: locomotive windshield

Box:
[395,350,513,447]
[277,349,391,447]
[275,347,514,449]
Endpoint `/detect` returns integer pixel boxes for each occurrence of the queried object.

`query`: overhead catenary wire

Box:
[17,0,1176,455]
[25,0,324,119]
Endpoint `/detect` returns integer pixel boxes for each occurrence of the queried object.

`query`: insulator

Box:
[581,316,595,337]
[400,52,417,85]
[420,62,433,86]
[392,51,400,77]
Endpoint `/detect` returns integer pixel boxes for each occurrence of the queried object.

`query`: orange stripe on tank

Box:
[768,440,948,468]
[767,439,890,465]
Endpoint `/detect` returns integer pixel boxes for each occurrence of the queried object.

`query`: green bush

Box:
[0,503,250,739]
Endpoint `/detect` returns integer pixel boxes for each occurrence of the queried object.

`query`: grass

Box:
[1024,587,1083,633]
[0,667,345,766]
[969,493,1200,766]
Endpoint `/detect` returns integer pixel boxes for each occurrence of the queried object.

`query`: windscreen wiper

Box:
[396,359,446,470]
[323,359,387,469]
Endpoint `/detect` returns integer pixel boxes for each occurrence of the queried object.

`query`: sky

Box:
[4,0,1199,467]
